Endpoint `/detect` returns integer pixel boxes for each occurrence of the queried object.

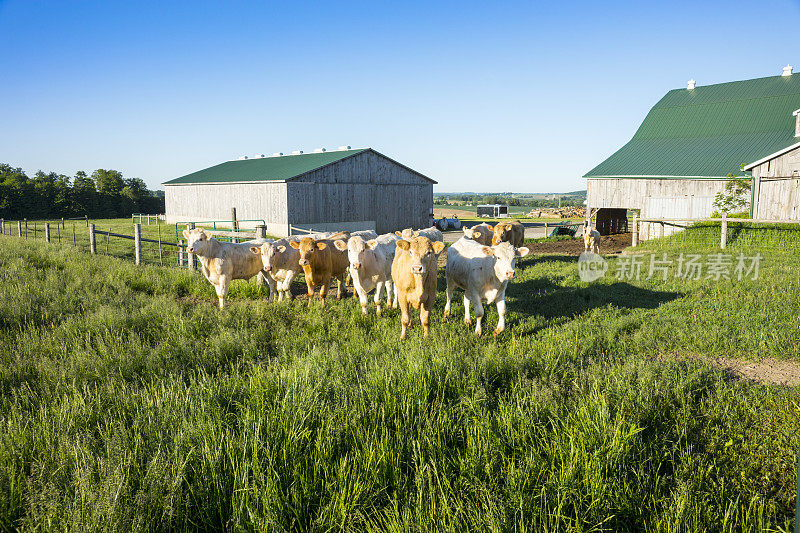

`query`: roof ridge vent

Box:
[783,64,793,76]
[271,152,283,157]
[687,79,696,90]
[313,148,327,153]
[337,145,351,151]
[257,154,266,158]
[238,155,249,160]
[290,150,304,155]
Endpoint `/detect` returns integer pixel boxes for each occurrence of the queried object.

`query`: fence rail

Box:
[630,214,800,251]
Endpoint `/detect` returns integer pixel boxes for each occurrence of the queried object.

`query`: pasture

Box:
[0,230,798,531]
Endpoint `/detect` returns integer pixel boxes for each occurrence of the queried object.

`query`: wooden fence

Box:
[629,214,800,249]
[0,218,269,270]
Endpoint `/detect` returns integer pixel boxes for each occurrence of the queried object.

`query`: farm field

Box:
[0,231,799,531]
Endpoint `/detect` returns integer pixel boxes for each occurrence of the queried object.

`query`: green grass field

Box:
[0,229,798,531]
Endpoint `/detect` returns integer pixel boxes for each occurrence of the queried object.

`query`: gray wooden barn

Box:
[163,148,435,236]
[584,66,800,238]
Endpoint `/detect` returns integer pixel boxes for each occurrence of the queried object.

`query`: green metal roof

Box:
[584,74,800,178]
[164,149,366,184]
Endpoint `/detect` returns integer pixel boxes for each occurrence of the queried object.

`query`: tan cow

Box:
[183,228,273,308]
[395,226,444,243]
[462,222,494,245]
[391,236,446,339]
[289,236,349,306]
[489,220,525,247]
[583,221,601,254]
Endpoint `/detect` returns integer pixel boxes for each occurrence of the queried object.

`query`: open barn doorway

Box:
[595,208,628,235]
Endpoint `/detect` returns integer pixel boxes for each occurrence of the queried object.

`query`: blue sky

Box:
[1,0,799,192]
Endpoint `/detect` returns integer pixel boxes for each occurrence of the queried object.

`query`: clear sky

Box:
[2,0,799,193]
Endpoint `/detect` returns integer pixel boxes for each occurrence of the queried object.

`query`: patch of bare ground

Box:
[525,233,632,256]
[657,353,800,387]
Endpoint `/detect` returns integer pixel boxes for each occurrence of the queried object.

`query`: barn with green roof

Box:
[584,66,800,236]
[163,147,435,236]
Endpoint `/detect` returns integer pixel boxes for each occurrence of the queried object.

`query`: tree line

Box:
[433,193,585,208]
[0,163,165,220]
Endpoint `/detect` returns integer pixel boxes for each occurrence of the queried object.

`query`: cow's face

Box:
[395,228,415,239]
[334,236,376,270]
[183,228,213,255]
[250,242,288,272]
[396,237,445,276]
[289,237,326,268]
[484,242,529,282]
[491,223,514,246]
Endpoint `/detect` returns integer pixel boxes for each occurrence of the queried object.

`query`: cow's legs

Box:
[336,274,345,300]
[356,281,369,316]
[420,302,430,337]
[494,298,506,336]
[469,291,484,336]
[283,271,296,301]
[398,293,410,340]
[216,276,230,309]
[319,276,329,307]
[305,278,315,307]
[462,294,472,327]
[443,276,455,320]
[262,272,277,302]
[374,280,384,316]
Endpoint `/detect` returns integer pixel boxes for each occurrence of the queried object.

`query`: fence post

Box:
[186,223,196,270]
[134,223,142,265]
[659,222,665,239]
[178,239,185,267]
[157,224,163,266]
[61,217,65,229]
[720,213,728,250]
[85,215,89,227]
[255,224,267,239]
[72,224,76,246]
[17,221,22,237]
[0,218,3,234]
[24,219,28,239]
[544,222,548,238]
[45,223,51,243]
[231,208,238,230]
[632,215,638,247]
[89,224,96,254]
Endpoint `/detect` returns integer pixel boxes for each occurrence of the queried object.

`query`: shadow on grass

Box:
[508,278,680,334]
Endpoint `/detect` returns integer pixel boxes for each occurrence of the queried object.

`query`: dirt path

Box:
[526,233,632,256]
[658,353,800,387]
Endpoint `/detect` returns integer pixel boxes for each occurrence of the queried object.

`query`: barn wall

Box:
[164,182,288,234]
[751,146,800,220]
[289,150,433,233]
[587,177,728,241]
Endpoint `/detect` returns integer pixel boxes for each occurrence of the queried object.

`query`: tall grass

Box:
[0,235,797,531]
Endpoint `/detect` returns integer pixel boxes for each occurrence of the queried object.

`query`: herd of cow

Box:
[181,220,531,338]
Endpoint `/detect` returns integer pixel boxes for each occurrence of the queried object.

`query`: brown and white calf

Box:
[183,228,274,308]
[489,220,525,247]
[395,226,444,243]
[391,236,445,339]
[289,236,349,306]
[334,232,399,315]
[462,222,494,245]
[444,236,529,336]
[583,222,601,254]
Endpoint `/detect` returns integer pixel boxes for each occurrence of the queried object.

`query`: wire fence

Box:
[0,217,270,271]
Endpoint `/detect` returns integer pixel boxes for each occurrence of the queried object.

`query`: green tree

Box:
[713,173,751,216]
[92,169,124,196]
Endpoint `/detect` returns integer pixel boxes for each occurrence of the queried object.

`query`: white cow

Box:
[183,228,274,308]
[462,223,494,245]
[583,222,600,254]
[444,237,529,337]
[334,232,399,315]
[395,226,444,242]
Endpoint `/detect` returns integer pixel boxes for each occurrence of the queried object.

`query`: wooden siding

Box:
[587,178,727,241]
[751,145,800,220]
[164,182,288,227]
[164,150,433,235]
[289,150,432,233]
